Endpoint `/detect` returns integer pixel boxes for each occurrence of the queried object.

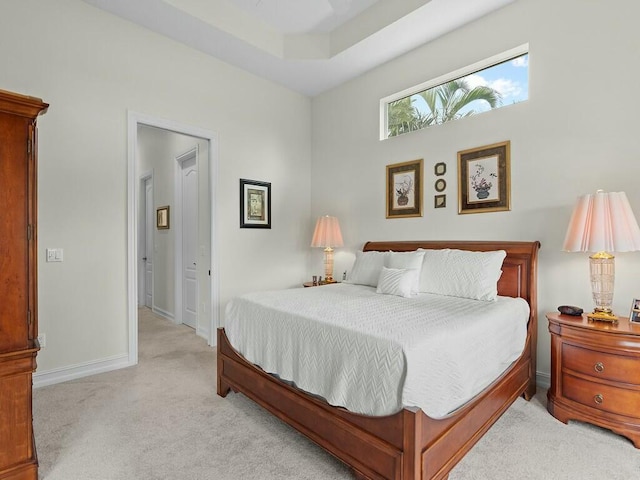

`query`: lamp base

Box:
[587,310,618,323]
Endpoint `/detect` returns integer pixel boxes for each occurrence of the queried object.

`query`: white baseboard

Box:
[152,305,174,321]
[197,327,211,345]
[536,371,551,390]
[33,354,132,388]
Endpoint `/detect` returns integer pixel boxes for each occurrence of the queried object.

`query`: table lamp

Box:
[311,215,343,283]
[562,190,640,322]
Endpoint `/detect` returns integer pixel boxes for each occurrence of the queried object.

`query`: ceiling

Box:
[83,0,516,96]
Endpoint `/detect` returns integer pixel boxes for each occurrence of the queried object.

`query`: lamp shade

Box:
[311,215,343,248]
[562,191,640,253]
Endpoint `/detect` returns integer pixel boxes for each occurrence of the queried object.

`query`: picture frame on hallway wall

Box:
[386,159,423,218]
[458,141,511,214]
[630,298,640,323]
[240,178,271,229]
[156,206,170,229]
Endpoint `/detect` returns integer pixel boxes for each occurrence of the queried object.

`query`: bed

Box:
[217,240,540,480]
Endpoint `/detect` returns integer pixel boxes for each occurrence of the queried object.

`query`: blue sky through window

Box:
[411,53,529,117]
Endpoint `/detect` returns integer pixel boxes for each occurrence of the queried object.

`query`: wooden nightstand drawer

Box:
[563,373,640,418]
[548,312,640,448]
[563,343,640,385]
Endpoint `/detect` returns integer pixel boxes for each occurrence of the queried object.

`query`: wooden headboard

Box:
[362,240,541,319]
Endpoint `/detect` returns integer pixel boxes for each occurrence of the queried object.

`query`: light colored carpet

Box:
[34,308,640,479]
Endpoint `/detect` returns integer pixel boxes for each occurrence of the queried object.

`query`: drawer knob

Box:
[594,362,605,373]
[594,394,604,405]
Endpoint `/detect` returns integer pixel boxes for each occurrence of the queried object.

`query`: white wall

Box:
[311,0,640,383]
[0,0,311,378]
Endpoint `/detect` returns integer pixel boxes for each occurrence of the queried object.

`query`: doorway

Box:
[137,173,154,309]
[177,148,198,330]
[127,111,219,367]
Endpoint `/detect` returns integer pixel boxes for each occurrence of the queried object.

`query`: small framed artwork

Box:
[240,178,271,229]
[630,298,640,323]
[458,141,511,214]
[434,194,446,208]
[386,159,423,218]
[434,162,446,176]
[434,178,446,193]
[156,206,170,229]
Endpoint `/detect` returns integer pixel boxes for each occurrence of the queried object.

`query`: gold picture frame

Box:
[458,141,511,214]
[156,206,170,229]
[386,159,423,218]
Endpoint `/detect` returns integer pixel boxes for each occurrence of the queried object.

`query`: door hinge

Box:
[27,138,32,155]
[27,310,32,327]
[27,224,32,241]
[209,270,211,276]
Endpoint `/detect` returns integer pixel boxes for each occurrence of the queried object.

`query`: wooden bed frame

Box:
[217,240,540,480]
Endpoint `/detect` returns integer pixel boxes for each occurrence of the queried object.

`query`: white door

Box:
[182,156,198,329]
[144,179,153,307]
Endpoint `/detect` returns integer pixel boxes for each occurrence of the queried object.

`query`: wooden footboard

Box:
[217,240,540,480]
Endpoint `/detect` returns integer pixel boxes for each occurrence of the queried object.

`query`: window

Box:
[381,45,529,139]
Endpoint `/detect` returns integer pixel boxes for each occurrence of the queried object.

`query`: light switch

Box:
[46,248,63,262]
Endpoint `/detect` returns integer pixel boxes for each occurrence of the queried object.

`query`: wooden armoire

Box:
[0,89,48,480]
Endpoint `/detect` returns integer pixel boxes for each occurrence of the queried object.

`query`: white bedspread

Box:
[224,283,529,418]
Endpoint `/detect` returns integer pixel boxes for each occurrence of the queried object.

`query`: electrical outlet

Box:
[37,333,46,348]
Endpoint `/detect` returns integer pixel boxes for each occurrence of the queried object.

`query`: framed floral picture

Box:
[457,141,511,214]
[386,159,423,218]
[240,178,271,229]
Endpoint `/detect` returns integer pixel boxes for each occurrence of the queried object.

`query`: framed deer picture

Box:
[386,159,423,218]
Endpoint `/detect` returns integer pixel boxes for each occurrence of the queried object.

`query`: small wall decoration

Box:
[240,178,271,229]
[630,298,640,323]
[434,194,446,208]
[434,178,446,193]
[156,206,170,229]
[458,141,511,214]
[434,162,446,176]
[386,159,423,218]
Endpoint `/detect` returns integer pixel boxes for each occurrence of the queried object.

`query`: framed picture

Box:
[630,298,640,323]
[386,159,423,218]
[434,194,446,208]
[156,206,170,229]
[458,141,511,214]
[434,162,446,176]
[240,178,271,229]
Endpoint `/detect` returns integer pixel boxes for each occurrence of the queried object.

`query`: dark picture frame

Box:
[458,141,511,214]
[156,206,170,229]
[434,194,446,209]
[240,178,271,229]
[386,159,423,218]
[630,298,640,323]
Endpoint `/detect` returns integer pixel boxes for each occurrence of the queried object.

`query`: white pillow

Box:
[345,251,387,287]
[376,267,418,298]
[385,250,425,294]
[418,248,506,301]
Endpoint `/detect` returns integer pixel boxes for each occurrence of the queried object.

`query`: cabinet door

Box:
[0,111,30,352]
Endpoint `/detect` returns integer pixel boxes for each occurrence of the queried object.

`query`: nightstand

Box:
[546,312,640,448]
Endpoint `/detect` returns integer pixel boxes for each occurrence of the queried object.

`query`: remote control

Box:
[558,305,583,316]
